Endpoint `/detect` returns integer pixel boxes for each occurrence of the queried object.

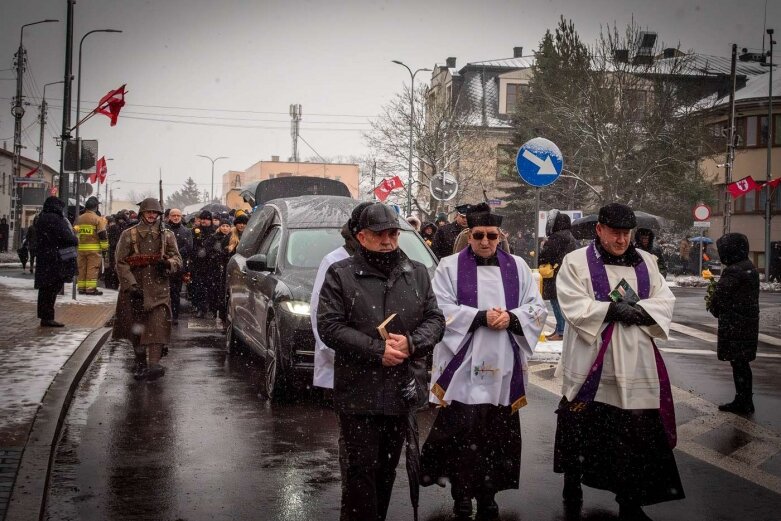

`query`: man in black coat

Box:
[706,233,759,414]
[166,208,193,323]
[190,210,216,318]
[34,197,78,327]
[539,211,578,341]
[318,202,445,521]
[431,204,470,259]
[0,217,8,252]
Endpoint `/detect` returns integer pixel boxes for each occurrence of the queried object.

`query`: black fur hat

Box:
[598,202,636,229]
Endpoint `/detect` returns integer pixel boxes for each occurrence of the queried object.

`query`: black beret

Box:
[199,210,212,220]
[598,202,636,229]
[234,214,249,225]
[348,202,374,236]
[466,202,503,228]
[455,204,473,215]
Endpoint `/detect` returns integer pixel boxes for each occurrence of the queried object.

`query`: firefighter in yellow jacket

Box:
[76,196,109,295]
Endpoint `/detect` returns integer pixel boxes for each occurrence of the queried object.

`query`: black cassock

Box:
[421,401,522,497]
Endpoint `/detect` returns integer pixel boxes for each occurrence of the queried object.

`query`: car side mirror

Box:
[246,253,272,272]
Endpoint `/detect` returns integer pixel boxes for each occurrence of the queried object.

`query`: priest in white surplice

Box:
[421,203,547,521]
[554,202,684,521]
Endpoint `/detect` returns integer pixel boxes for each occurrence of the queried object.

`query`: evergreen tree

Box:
[165,177,204,209]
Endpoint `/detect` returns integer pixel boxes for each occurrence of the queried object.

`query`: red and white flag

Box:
[373,175,404,202]
[726,176,758,199]
[758,178,781,191]
[95,84,126,126]
[90,156,108,184]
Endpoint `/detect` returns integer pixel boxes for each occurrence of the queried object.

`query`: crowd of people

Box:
[21,195,761,521]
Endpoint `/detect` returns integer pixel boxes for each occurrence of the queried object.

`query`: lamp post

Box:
[196,155,228,203]
[73,29,122,214]
[11,18,58,247]
[764,28,775,281]
[38,80,64,179]
[392,60,431,215]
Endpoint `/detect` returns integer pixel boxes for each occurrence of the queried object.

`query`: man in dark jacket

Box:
[634,228,667,278]
[0,217,8,252]
[191,210,215,318]
[34,197,78,327]
[166,208,193,324]
[431,204,470,259]
[706,233,759,414]
[539,211,579,341]
[318,202,445,521]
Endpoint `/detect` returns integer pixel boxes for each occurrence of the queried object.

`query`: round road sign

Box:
[693,204,711,221]
[429,172,458,201]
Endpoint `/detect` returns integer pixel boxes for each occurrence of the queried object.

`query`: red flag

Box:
[373,176,405,202]
[758,178,781,190]
[726,176,758,199]
[94,156,108,183]
[95,84,126,126]
[24,167,39,178]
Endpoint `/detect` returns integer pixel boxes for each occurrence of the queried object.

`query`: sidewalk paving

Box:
[0,273,115,520]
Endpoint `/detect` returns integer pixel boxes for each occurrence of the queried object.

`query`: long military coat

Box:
[113,219,182,346]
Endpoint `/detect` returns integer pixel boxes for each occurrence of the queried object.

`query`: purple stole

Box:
[431,247,528,414]
[562,242,676,448]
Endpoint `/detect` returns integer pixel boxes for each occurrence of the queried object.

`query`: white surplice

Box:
[555,246,675,410]
[429,252,547,406]
[310,246,350,389]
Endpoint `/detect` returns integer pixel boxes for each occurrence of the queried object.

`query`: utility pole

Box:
[59,1,75,211]
[764,28,775,281]
[723,44,738,236]
[289,104,302,162]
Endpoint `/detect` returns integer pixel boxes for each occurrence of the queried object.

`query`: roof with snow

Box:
[711,71,781,108]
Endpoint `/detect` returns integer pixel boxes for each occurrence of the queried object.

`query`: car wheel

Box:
[264,317,290,401]
[226,316,241,353]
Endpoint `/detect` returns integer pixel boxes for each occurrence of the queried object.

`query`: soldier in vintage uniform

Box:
[75,196,109,295]
[113,198,182,380]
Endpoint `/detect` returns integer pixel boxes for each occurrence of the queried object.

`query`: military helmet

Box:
[85,196,100,210]
[138,197,164,214]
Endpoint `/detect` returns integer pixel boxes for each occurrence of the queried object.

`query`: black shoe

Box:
[563,474,583,504]
[40,319,65,327]
[85,289,104,296]
[453,497,473,519]
[146,364,166,381]
[161,346,169,357]
[718,396,755,414]
[133,361,148,380]
[619,504,652,521]
[476,496,499,521]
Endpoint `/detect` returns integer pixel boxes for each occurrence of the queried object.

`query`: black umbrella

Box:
[200,203,231,215]
[405,412,421,521]
[570,211,663,240]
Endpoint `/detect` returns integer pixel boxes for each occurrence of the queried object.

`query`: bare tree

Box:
[365,83,492,218]
[510,18,721,226]
[125,190,156,204]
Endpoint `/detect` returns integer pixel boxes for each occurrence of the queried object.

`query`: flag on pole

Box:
[91,156,108,184]
[373,176,404,202]
[726,176,758,199]
[95,84,126,126]
[758,178,781,191]
[24,167,39,178]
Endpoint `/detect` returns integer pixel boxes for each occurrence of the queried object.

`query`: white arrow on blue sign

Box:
[515,137,563,187]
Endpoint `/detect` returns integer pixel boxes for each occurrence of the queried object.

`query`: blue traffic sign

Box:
[515,137,563,187]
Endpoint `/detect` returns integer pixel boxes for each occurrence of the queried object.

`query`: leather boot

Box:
[563,472,583,504]
[453,496,473,520]
[146,363,166,381]
[475,494,499,520]
[618,503,652,521]
[133,359,148,380]
[719,394,754,414]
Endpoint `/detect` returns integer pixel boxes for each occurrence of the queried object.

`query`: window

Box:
[258,226,281,269]
[236,206,275,256]
[760,116,769,146]
[285,228,343,268]
[776,115,781,146]
[625,90,647,122]
[745,116,758,146]
[398,230,436,268]
[505,83,529,112]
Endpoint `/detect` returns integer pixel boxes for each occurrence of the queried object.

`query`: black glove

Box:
[155,258,169,276]
[633,305,657,326]
[605,301,642,325]
[129,285,144,300]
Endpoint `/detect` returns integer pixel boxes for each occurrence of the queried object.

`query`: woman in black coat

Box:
[539,211,578,341]
[706,233,759,414]
[34,196,78,327]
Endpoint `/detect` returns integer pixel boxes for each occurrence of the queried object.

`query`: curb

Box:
[5,327,112,521]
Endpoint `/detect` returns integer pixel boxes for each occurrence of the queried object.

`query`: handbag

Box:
[58,245,78,281]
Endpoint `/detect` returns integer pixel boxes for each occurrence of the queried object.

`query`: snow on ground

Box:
[0,276,119,305]
[0,327,92,433]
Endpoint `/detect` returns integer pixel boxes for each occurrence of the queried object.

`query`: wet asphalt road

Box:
[45,287,781,521]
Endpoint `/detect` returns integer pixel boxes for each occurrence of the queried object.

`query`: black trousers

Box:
[731,359,753,398]
[37,284,62,321]
[337,412,406,521]
[170,276,184,319]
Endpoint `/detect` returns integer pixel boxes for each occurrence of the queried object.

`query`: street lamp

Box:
[764,28,775,281]
[73,29,122,213]
[196,155,229,203]
[11,18,58,247]
[392,60,431,215]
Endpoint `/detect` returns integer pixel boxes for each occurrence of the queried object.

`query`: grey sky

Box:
[1,0,778,200]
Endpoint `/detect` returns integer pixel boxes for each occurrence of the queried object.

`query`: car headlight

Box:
[280,301,311,316]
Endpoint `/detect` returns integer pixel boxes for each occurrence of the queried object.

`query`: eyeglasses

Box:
[471,231,499,241]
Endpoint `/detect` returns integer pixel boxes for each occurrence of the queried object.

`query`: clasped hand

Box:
[487,307,510,330]
[382,332,409,367]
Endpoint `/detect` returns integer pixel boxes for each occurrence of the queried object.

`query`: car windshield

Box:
[284,228,436,269]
